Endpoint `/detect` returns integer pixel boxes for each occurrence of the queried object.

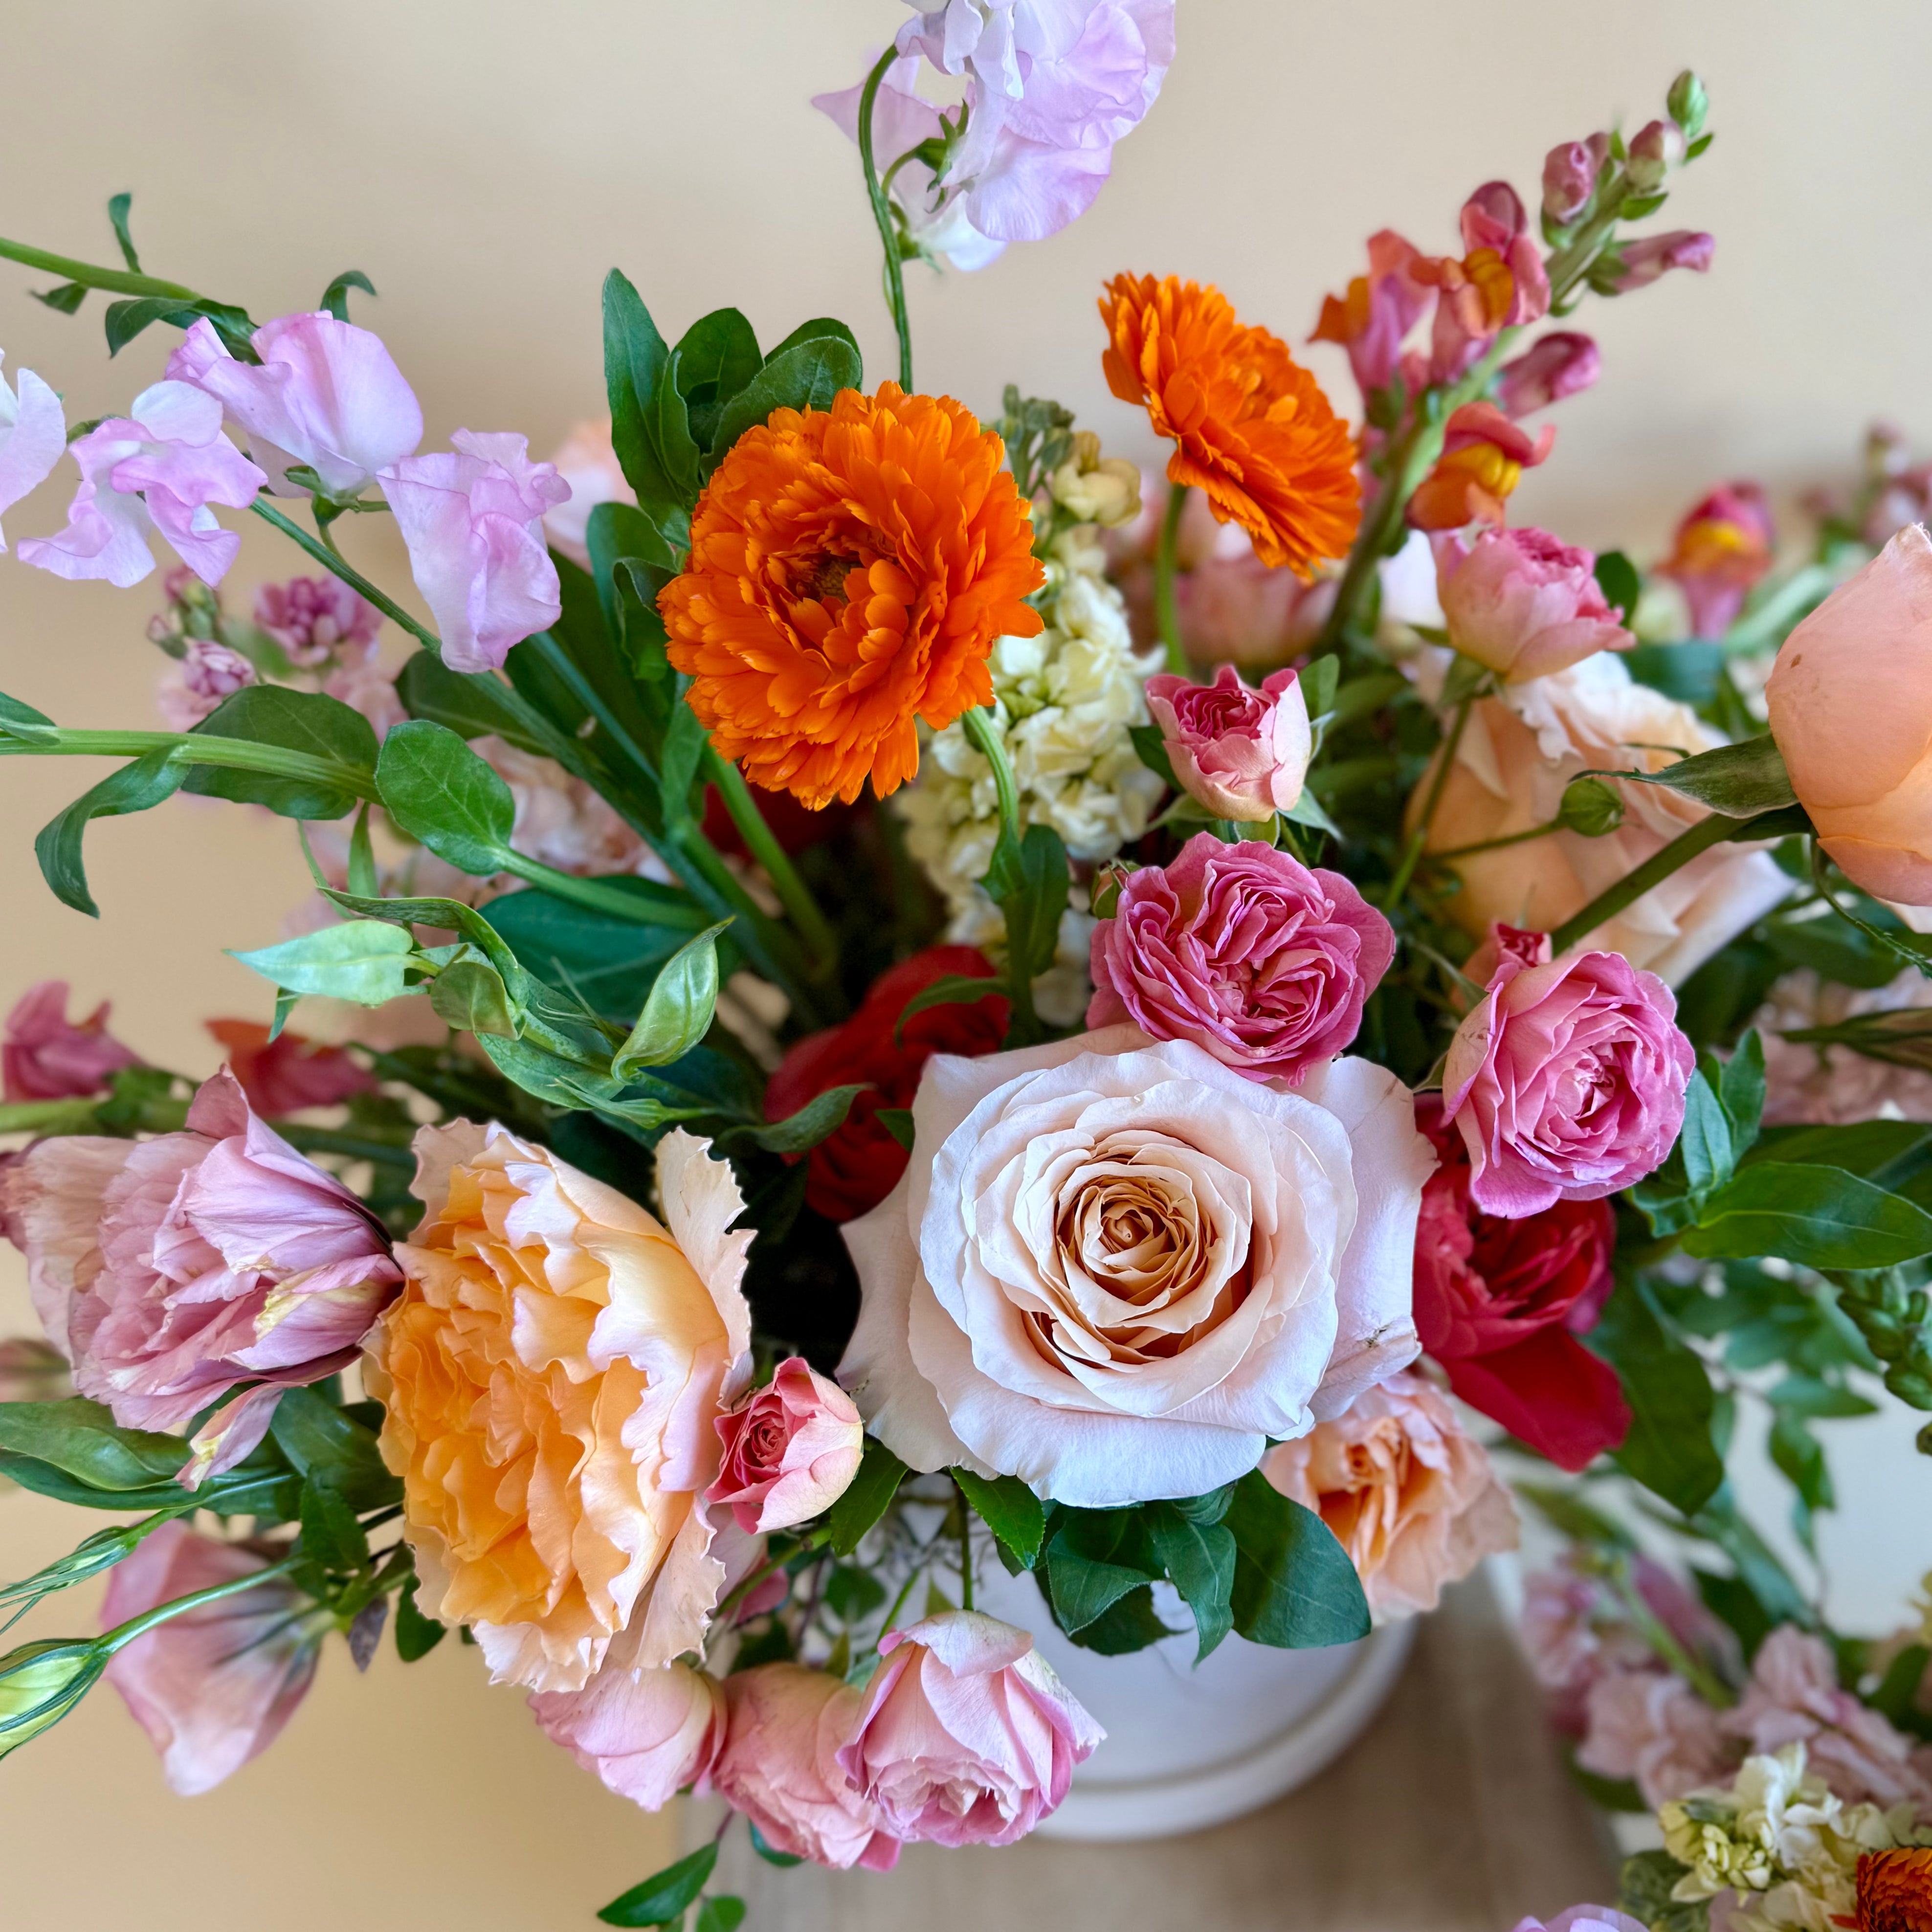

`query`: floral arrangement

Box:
[0,8,1930,1931]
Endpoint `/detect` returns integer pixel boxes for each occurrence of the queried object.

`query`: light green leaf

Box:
[231,920,419,1005]
[611,921,729,1078]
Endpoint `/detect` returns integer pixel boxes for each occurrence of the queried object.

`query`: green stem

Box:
[0,235,200,302]
[704,749,839,973]
[274,1125,417,1166]
[251,501,440,654]
[857,46,915,390]
[1431,816,1565,863]
[1383,691,1474,910]
[1607,1560,1734,1709]
[101,1553,303,1654]
[494,847,722,930]
[0,1096,105,1135]
[0,728,379,801]
[880,1564,924,1641]
[1154,482,1189,673]
[960,705,1041,1042]
[1548,810,1737,954]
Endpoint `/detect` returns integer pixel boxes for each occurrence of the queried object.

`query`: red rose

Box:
[1412,1094,1629,1471]
[765,948,1009,1222]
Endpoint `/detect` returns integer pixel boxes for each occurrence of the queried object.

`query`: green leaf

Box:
[1719,1029,1767,1152]
[1043,1510,1161,1633]
[984,822,1069,981]
[1586,1276,1722,1513]
[673,307,762,452]
[741,1084,865,1155]
[602,269,671,505]
[748,1822,805,1867]
[707,333,864,470]
[893,973,1009,1045]
[823,1564,887,1624]
[1593,548,1641,618]
[695,1899,746,1932]
[1869,1643,1931,1726]
[1062,1582,1175,1655]
[394,1577,447,1661]
[762,316,862,370]
[268,1388,399,1513]
[231,920,419,1006]
[35,750,188,916]
[1512,1480,1635,1548]
[0,690,57,736]
[1127,722,1178,790]
[322,888,525,989]
[0,1400,189,1491]
[479,882,716,1021]
[394,651,552,758]
[827,1436,908,1556]
[376,720,516,874]
[1591,733,1795,818]
[1683,1162,1932,1268]
[299,1477,371,1575]
[106,192,140,271]
[1224,1472,1371,1648]
[31,281,88,316]
[952,1469,1046,1569]
[876,1108,915,1151]
[186,686,379,819]
[1678,1071,1734,1198]
[598,1844,718,1928]
[1147,1504,1237,1660]
[611,921,729,1078]
[585,499,682,618]
[1768,1407,1832,1541]
[650,349,704,509]
[103,295,201,356]
[319,269,375,323]
[426,949,519,1038]
[1619,1850,1708,1932]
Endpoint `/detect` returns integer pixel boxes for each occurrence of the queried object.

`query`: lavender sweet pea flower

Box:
[379,431,569,672]
[16,382,266,588]
[0,349,66,550]
[167,312,422,499]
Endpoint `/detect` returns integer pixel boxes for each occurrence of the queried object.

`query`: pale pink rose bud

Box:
[1606,231,1714,292]
[100,1520,321,1795]
[1625,119,1687,191]
[836,1611,1104,1848]
[1144,663,1311,821]
[1493,333,1600,420]
[1766,524,1932,904]
[1443,930,1693,1218]
[712,1664,901,1871]
[1542,133,1609,225]
[530,1654,726,1811]
[254,575,381,666]
[1435,526,1634,682]
[707,1356,865,1535]
[2,980,138,1103]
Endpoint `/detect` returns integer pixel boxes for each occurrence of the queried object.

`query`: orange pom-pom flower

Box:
[1860,1848,1932,1931]
[659,383,1044,811]
[1100,273,1360,576]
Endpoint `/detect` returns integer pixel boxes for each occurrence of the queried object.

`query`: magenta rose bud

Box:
[836,1611,1103,1848]
[2,981,138,1103]
[1436,526,1634,682]
[707,1356,865,1534]
[1443,927,1694,1218]
[530,1654,726,1811]
[1144,663,1311,822]
[1087,832,1393,1085]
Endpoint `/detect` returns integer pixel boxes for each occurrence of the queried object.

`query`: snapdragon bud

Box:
[1626,119,1688,193]
[1667,70,1710,142]
[1542,134,1609,226]
[0,1639,105,1759]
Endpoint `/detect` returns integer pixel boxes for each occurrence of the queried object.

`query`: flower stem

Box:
[0,727,380,801]
[251,500,440,655]
[961,705,1020,844]
[1383,691,1474,910]
[100,1553,303,1655]
[1430,816,1565,863]
[0,235,200,303]
[1154,481,1189,673]
[954,1479,975,1612]
[857,45,915,390]
[703,749,840,974]
[1548,810,1738,954]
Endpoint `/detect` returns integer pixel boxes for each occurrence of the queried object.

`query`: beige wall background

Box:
[1,2,1930,1925]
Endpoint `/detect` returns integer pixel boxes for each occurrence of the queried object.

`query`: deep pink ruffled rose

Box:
[836,1611,1103,1848]
[1087,832,1393,1084]
[2,981,138,1103]
[254,575,382,667]
[530,1654,726,1811]
[1144,663,1311,821]
[1606,231,1714,292]
[0,349,66,550]
[101,1520,320,1795]
[707,1356,865,1535]
[712,1664,901,1871]
[0,1069,401,1482]
[1494,333,1600,420]
[1442,927,1693,1218]
[1436,526,1633,682]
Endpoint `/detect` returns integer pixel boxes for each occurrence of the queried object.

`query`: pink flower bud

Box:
[1,981,138,1103]
[1542,134,1609,226]
[707,1357,865,1534]
[1626,120,1688,191]
[254,575,381,666]
[1606,231,1714,292]
[530,1654,726,1811]
[1143,663,1311,821]
[1435,526,1634,682]
[1494,333,1601,419]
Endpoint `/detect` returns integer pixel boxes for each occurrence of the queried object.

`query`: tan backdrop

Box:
[2,2,1931,1925]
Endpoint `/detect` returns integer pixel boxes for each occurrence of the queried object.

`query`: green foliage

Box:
[597,1845,718,1928]
[1596,733,1796,819]
[611,922,729,1077]
[232,920,421,1006]
[394,1578,447,1662]
[394,649,553,757]
[376,720,516,875]
[827,1437,909,1556]
[1593,548,1641,618]
[706,331,863,475]
[185,686,379,818]
[481,882,718,1022]
[1223,1472,1371,1648]
[1621,1849,1709,1932]
[1587,1277,1724,1513]
[952,1469,1046,1570]
[1145,1498,1237,1660]
[35,750,188,916]
[739,1084,865,1155]
[320,269,376,322]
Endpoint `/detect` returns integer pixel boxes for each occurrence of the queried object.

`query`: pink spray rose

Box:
[1494,333,1601,420]
[1087,831,1393,1084]
[0,1069,401,1482]
[837,1611,1103,1848]
[100,1520,321,1796]
[530,1652,727,1811]
[1144,663,1312,821]
[156,636,257,731]
[379,431,569,673]
[254,575,382,667]
[712,1664,901,1871]
[2,981,138,1103]
[168,312,422,499]
[0,348,66,549]
[1606,231,1714,292]
[1436,526,1634,682]
[18,381,266,588]
[1443,927,1694,1218]
[1577,1666,1732,1807]
[707,1356,865,1535]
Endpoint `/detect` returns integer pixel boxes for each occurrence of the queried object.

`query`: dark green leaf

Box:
[106,192,140,271]
[1719,1030,1766,1152]
[299,1477,370,1575]
[1512,1480,1635,1548]
[761,316,862,370]
[0,1400,189,1491]
[480,882,713,1020]
[103,295,200,356]
[1587,1277,1721,1512]
[827,1436,908,1556]
[36,750,188,916]
[1591,733,1794,818]
[673,307,762,451]
[650,349,703,509]
[187,685,379,819]
[1224,1472,1370,1648]
[1127,723,1178,790]
[320,269,376,323]
[1693,1565,1773,1660]
[1061,1581,1174,1655]
[1044,1510,1161,1633]
[376,720,516,874]
[823,1565,887,1623]
[952,1469,1046,1569]
[268,1388,399,1514]
[394,650,553,758]
[741,1084,865,1154]
[598,1844,718,1928]
[1147,1505,1237,1660]
[0,690,56,736]
[1683,1162,1932,1268]
[893,973,1009,1044]
[707,334,864,469]
[612,921,729,1077]
[876,1108,915,1151]
[394,1577,447,1661]
[748,1822,805,1867]
[1592,549,1641,618]
[1868,1644,1931,1726]
[984,822,1069,981]
[1768,1408,1832,1529]
[602,269,671,505]
[695,1899,746,1932]
[31,281,87,315]
[1620,1850,1707,1932]
[659,692,708,827]
[1677,1071,1733,1198]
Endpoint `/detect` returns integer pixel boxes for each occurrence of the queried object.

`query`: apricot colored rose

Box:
[659,382,1044,810]
[1100,273,1359,576]
[364,1126,752,1693]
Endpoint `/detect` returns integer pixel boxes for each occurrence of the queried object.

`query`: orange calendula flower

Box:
[1100,272,1360,577]
[1858,1848,1932,1931]
[659,382,1044,811]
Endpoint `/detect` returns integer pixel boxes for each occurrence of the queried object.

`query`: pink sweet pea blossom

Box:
[1435,526,1634,682]
[2,981,138,1103]
[18,382,266,588]
[0,1068,401,1482]
[168,312,422,500]
[1144,663,1312,821]
[1606,231,1715,292]
[530,1652,726,1811]
[254,575,382,667]
[1494,333,1601,419]
[0,349,66,550]
[101,1521,320,1795]
[837,1610,1103,1847]
[707,1356,865,1535]
[379,431,569,672]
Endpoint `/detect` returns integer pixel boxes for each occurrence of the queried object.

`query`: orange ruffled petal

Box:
[658,382,1045,811]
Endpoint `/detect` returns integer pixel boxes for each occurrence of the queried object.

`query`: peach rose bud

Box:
[1144,663,1311,821]
[707,1356,865,1535]
[1435,526,1633,682]
[1766,523,1932,905]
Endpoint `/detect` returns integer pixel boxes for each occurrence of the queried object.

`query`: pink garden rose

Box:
[168,312,422,500]
[253,575,382,667]
[0,348,66,550]
[707,1356,865,1535]
[2,981,138,1103]
[1443,928,1693,1218]
[1,1069,401,1482]
[379,431,569,673]
[712,1664,901,1871]
[101,1521,320,1796]
[1144,663,1312,821]
[1576,1666,1732,1807]
[1087,832,1393,1084]
[1436,526,1633,682]
[530,1652,726,1811]
[836,1611,1103,1847]
[1494,333,1600,420]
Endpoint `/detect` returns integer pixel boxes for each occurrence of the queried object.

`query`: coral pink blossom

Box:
[0,1070,400,1481]
[1494,333,1601,420]
[1443,928,1693,1218]
[1144,663,1312,821]
[254,575,382,667]
[1658,483,1774,639]
[0,348,66,550]
[1408,402,1555,533]
[708,1356,865,1534]
[1087,831,1392,1084]
[1606,231,1714,292]
[837,1611,1103,1847]
[530,1652,726,1811]
[2,981,138,1103]
[1577,1667,1732,1807]
[101,1521,320,1795]
[203,1020,375,1116]
[712,1664,901,1870]
[1417,183,1552,384]
[1436,526,1634,682]
[1310,230,1431,399]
